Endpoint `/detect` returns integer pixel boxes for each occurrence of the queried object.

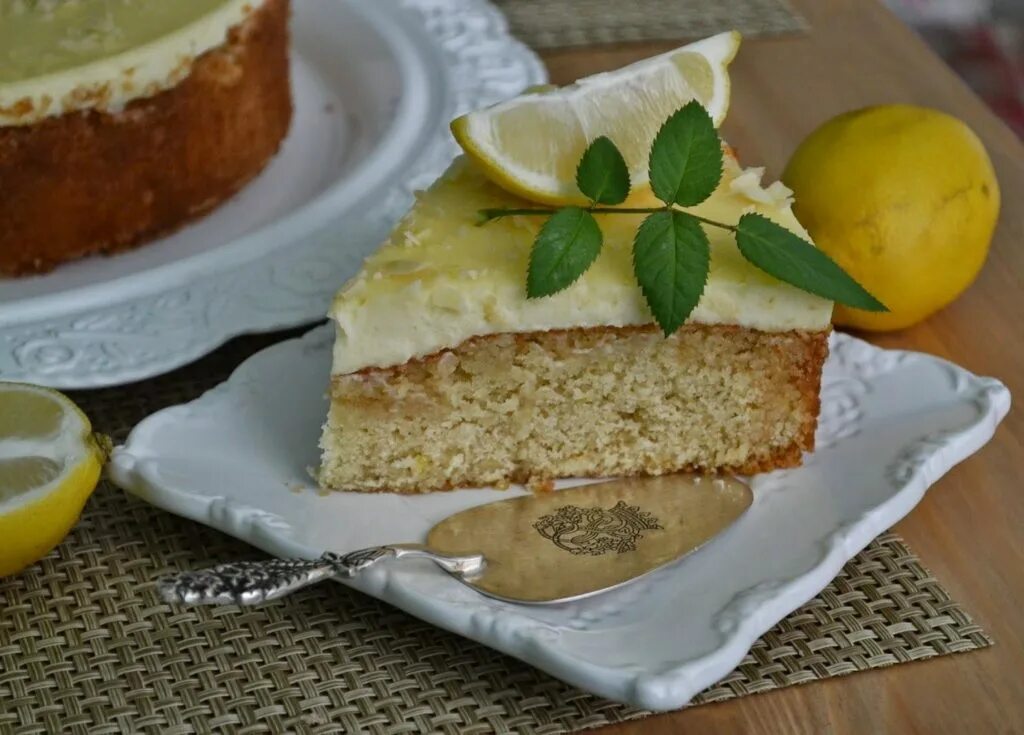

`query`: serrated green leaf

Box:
[648,101,723,207]
[735,213,888,311]
[576,136,631,205]
[527,207,603,298]
[633,211,710,335]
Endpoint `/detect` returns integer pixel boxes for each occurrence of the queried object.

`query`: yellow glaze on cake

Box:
[0,0,261,126]
[329,154,834,375]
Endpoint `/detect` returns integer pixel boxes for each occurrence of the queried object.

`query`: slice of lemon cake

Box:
[319,151,832,493]
[318,33,853,494]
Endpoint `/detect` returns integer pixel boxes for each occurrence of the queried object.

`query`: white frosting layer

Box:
[0,0,260,126]
[329,155,833,375]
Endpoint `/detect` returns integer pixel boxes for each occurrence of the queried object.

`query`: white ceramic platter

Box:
[109,325,1010,711]
[0,0,543,388]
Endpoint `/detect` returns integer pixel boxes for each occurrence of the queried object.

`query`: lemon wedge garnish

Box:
[0,382,107,577]
[451,31,741,206]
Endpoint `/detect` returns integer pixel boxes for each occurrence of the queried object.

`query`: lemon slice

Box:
[451,31,741,205]
[0,382,107,576]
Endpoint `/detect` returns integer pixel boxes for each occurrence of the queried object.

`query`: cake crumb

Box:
[319,325,825,493]
[527,478,556,494]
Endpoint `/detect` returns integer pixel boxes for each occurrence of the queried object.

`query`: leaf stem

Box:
[478,207,738,232]
[676,212,737,232]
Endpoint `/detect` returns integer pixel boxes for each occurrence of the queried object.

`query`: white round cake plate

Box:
[0,0,544,389]
[109,327,1010,711]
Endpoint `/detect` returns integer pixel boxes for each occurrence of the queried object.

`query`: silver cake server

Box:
[157,474,753,606]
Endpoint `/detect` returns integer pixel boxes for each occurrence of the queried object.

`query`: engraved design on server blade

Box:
[533,501,663,556]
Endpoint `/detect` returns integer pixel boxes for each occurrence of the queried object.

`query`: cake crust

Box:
[320,323,830,493]
[0,0,291,276]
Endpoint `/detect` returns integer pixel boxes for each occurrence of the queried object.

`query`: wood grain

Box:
[541,1,1024,732]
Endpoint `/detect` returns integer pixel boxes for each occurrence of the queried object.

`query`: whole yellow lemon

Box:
[782,104,999,331]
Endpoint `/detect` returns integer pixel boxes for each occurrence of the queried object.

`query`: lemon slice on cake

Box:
[0,382,107,577]
[451,31,740,205]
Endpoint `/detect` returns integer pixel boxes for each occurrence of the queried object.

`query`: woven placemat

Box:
[493,0,807,49]
[0,330,992,734]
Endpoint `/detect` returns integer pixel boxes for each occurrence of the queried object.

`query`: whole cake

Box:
[0,0,292,276]
[319,151,832,493]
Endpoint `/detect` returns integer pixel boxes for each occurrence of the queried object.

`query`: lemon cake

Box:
[319,151,832,493]
[0,0,291,276]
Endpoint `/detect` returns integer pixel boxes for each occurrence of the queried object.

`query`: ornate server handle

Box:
[157,544,485,606]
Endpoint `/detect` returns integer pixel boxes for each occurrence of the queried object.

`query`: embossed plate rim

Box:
[0,0,544,388]
[108,326,1010,711]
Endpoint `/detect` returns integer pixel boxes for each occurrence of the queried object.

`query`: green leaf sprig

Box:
[478,100,887,335]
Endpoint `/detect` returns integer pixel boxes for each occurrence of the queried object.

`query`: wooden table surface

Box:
[542,1,1024,733]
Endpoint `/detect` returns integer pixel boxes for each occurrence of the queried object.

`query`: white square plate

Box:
[109,325,1009,710]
